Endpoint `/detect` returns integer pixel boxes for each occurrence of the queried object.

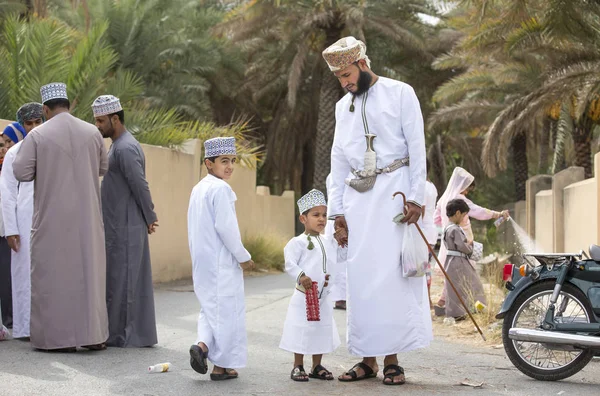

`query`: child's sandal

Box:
[308,364,334,380]
[290,365,309,382]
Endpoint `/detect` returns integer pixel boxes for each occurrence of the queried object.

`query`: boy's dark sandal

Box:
[338,362,377,382]
[290,365,309,382]
[189,344,208,374]
[210,369,238,381]
[383,364,405,386]
[308,364,334,380]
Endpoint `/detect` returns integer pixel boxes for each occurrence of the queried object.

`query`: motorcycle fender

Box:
[496,272,558,319]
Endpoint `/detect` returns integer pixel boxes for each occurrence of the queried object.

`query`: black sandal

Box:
[334,301,347,310]
[338,362,377,382]
[308,364,334,380]
[382,364,405,386]
[210,369,238,381]
[189,344,208,374]
[291,365,309,382]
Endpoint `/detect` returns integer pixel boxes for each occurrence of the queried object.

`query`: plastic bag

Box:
[471,241,483,262]
[401,223,429,278]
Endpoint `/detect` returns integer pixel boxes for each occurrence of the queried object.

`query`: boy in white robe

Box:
[280,189,340,382]
[187,137,255,381]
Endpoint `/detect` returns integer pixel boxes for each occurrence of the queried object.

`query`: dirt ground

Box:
[429,264,506,349]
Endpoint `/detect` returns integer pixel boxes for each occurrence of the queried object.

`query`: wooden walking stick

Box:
[393,191,487,341]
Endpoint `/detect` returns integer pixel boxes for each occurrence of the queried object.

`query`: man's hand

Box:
[323,274,330,288]
[148,221,159,234]
[6,235,20,252]
[240,259,255,271]
[299,274,313,290]
[400,202,422,225]
[334,216,348,247]
[500,210,510,219]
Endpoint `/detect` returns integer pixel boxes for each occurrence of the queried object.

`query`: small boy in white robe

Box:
[187,137,255,381]
[280,189,341,382]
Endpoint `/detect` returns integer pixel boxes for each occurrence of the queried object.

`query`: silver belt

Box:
[446,250,468,258]
[350,157,410,178]
[346,157,410,193]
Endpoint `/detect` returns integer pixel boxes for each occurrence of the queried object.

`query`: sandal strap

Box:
[292,365,306,375]
[344,362,374,378]
[312,364,332,377]
[383,364,404,378]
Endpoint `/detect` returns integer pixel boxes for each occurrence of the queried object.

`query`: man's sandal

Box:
[382,364,406,386]
[189,344,208,374]
[334,301,346,310]
[82,343,106,351]
[308,364,334,380]
[338,362,377,382]
[290,365,309,382]
[210,369,238,381]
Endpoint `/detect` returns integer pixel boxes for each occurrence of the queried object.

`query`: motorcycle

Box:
[497,245,600,381]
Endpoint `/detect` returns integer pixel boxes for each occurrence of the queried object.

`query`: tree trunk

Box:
[312,64,341,194]
[428,134,447,193]
[34,0,47,17]
[572,114,593,179]
[311,29,343,194]
[512,132,528,201]
[539,117,551,173]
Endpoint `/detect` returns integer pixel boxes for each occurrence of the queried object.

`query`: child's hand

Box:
[299,275,313,290]
[240,260,255,271]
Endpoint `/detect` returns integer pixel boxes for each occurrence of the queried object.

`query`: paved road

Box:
[1,273,599,395]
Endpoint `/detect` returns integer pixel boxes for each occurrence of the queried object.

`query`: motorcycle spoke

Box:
[512,290,588,371]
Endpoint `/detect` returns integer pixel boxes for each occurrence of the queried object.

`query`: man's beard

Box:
[352,70,373,96]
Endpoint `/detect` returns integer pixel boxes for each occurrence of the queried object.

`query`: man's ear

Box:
[357,59,368,71]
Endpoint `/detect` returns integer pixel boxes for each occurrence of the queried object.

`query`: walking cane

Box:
[392,192,487,342]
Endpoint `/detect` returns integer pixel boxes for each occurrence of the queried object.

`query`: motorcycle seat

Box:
[590,244,600,261]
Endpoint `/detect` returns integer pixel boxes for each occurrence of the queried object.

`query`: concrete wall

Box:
[535,190,554,253]
[145,140,295,282]
[521,154,600,254]
[1,118,295,283]
[563,179,597,253]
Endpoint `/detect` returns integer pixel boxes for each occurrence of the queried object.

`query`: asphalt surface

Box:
[1,273,599,395]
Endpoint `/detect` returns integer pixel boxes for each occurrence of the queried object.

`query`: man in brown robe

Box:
[13,82,109,352]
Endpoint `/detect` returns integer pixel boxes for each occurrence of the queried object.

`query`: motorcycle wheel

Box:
[502,281,595,381]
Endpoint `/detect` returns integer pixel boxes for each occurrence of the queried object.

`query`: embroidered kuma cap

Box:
[204,137,237,158]
[297,189,327,214]
[322,36,371,72]
[16,102,43,125]
[40,82,68,104]
[92,95,123,117]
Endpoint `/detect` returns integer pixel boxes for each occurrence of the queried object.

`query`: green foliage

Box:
[243,234,286,272]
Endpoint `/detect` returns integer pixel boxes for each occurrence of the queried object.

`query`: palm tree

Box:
[0,13,261,162]
[220,0,438,194]
[428,0,600,199]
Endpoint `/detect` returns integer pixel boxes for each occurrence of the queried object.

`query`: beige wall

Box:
[1,120,295,283]
[535,190,554,253]
[145,140,295,283]
[525,154,600,254]
[563,179,597,253]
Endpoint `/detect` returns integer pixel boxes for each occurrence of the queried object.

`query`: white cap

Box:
[204,137,236,158]
[297,189,327,214]
[92,95,123,117]
[40,82,68,104]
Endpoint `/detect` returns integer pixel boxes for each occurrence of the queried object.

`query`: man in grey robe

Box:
[93,95,158,348]
[13,82,109,352]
